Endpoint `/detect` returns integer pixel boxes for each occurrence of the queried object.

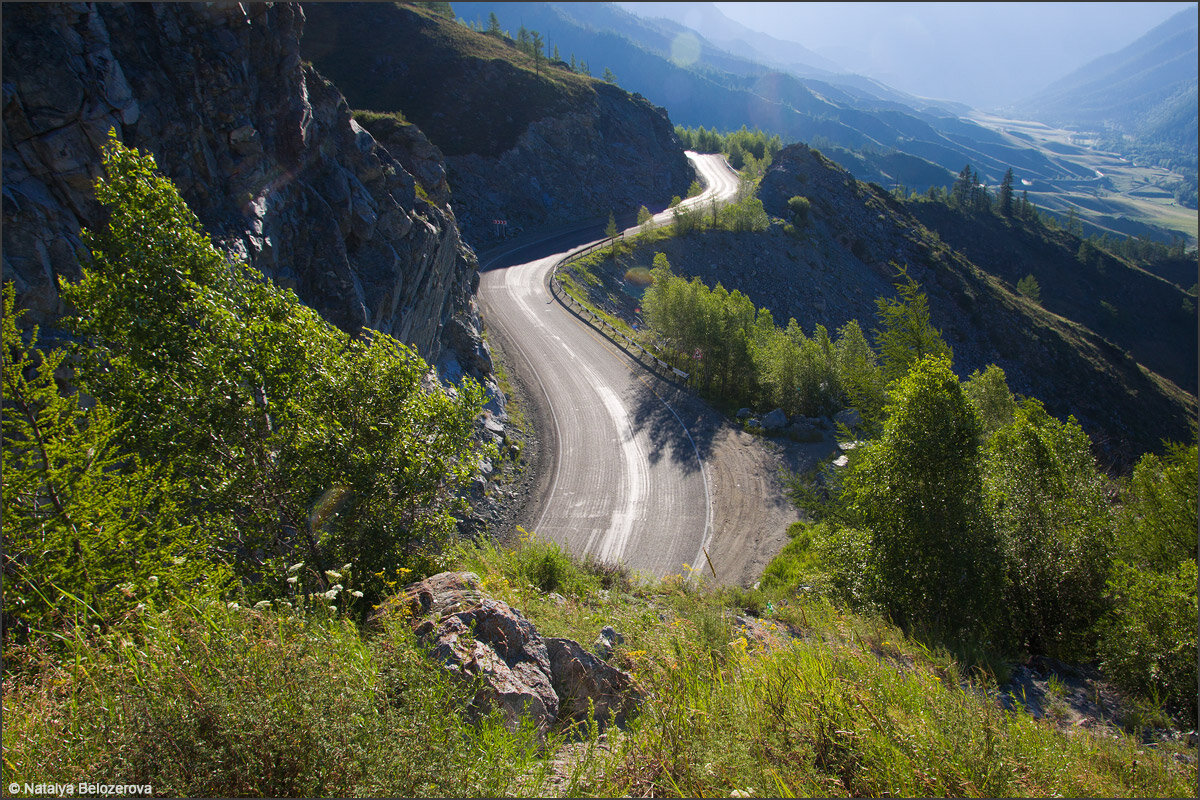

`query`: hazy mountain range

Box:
[456,2,1197,240]
[1011,5,1197,165]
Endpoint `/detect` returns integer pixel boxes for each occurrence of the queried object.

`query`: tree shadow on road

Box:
[624,379,723,475]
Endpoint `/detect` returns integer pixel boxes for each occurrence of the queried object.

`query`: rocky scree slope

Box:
[300,2,694,248]
[3,2,491,383]
[903,201,1197,397]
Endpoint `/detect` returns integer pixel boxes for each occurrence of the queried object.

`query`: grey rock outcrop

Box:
[444,82,692,246]
[3,2,487,378]
[760,408,789,430]
[399,572,641,733]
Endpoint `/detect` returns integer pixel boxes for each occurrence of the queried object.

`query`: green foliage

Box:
[636,204,652,228]
[872,266,952,381]
[1098,441,1198,723]
[1017,273,1041,303]
[963,364,1018,436]
[671,202,703,235]
[3,601,542,797]
[61,134,486,603]
[838,356,1001,638]
[2,285,226,638]
[716,193,770,233]
[1098,559,1198,724]
[674,124,783,178]
[834,319,887,423]
[1116,441,1198,571]
[786,195,811,226]
[643,255,884,417]
[998,168,1015,217]
[983,400,1114,658]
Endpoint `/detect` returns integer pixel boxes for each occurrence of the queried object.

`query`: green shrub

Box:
[1098,559,1198,725]
[787,194,811,226]
[2,284,227,640]
[60,134,487,603]
[984,399,1114,659]
[838,356,1001,638]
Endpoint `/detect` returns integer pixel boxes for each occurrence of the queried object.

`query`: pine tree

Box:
[602,67,617,84]
[951,164,973,208]
[999,168,1014,217]
[530,30,545,75]
[872,265,952,380]
[486,11,502,36]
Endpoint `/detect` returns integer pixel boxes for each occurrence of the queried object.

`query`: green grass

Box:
[6,534,1196,797]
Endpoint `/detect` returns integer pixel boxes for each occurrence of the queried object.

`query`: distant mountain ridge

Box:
[1010,6,1198,165]
[454,1,1100,192]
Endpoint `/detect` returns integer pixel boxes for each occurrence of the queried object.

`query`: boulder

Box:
[546,637,641,727]
[593,625,624,660]
[761,408,789,430]
[399,572,641,734]
[736,408,752,420]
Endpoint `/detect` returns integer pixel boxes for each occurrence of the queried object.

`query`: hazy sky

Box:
[703,2,1193,109]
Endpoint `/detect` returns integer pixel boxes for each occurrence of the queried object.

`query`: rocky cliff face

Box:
[442,81,691,246]
[300,2,694,248]
[3,2,490,380]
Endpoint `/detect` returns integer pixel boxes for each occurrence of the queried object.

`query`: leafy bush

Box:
[984,400,1114,659]
[59,133,487,603]
[787,195,811,226]
[1098,559,1198,725]
[837,356,1002,638]
[963,363,1018,436]
[1098,441,1198,723]
[2,286,227,639]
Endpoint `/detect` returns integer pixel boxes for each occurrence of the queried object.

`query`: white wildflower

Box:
[254,600,272,609]
[324,570,342,581]
[288,562,304,573]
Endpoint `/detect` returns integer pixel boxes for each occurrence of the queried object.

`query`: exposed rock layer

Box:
[3,2,485,377]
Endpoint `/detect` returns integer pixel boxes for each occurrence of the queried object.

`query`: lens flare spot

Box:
[670,32,701,67]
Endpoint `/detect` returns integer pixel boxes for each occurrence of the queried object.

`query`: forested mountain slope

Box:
[1011,5,1198,170]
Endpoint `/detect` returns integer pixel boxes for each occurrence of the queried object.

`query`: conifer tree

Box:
[872,266,952,380]
[999,168,1014,216]
[530,30,545,75]
[950,164,971,208]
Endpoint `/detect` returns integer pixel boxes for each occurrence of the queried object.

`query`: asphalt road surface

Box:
[479,153,804,583]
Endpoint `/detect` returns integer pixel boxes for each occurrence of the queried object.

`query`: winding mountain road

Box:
[479,153,801,584]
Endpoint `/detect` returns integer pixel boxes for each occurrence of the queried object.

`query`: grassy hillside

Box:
[6,535,1196,797]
